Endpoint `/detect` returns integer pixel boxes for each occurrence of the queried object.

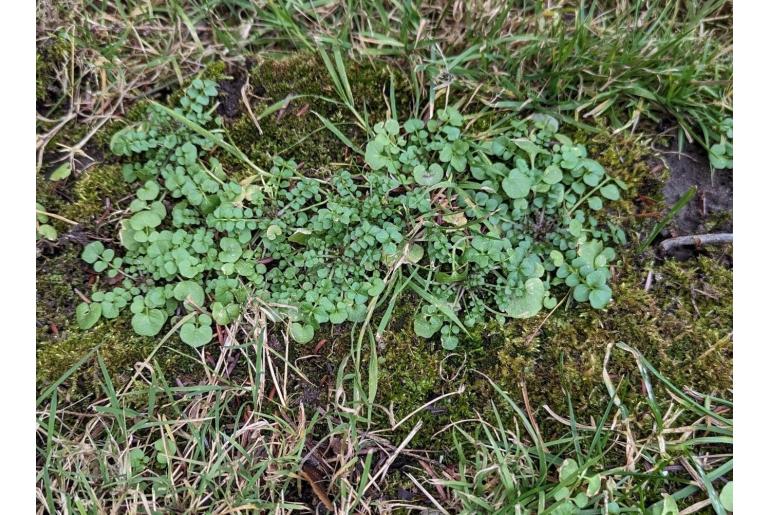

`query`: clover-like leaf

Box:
[586,475,602,497]
[173,281,205,310]
[180,314,213,347]
[290,322,314,344]
[501,169,531,199]
[506,278,544,318]
[129,211,162,231]
[542,165,563,185]
[599,184,620,201]
[131,309,167,336]
[413,313,442,338]
[154,438,177,466]
[219,237,242,263]
[211,301,240,325]
[413,163,444,186]
[137,180,160,201]
[588,286,612,309]
[719,481,733,512]
[82,241,105,264]
[367,277,386,297]
[558,458,579,484]
[76,302,102,329]
[441,333,458,350]
[49,162,72,181]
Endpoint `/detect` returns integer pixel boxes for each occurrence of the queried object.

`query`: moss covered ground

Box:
[36,54,732,454]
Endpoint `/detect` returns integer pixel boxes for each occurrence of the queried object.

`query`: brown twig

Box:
[659,233,733,253]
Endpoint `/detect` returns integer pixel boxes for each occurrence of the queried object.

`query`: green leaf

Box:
[506,278,544,318]
[211,302,240,325]
[137,180,160,201]
[542,165,563,185]
[38,224,57,241]
[131,309,167,336]
[290,322,314,344]
[413,313,442,338]
[76,302,102,329]
[367,278,386,297]
[154,438,177,466]
[589,286,612,309]
[405,243,424,264]
[49,162,72,181]
[180,315,213,347]
[558,458,579,484]
[600,184,620,200]
[501,169,531,199]
[129,211,162,230]
[512,138,543,160]
[441,333,458,350]
[574,492,589,509]
[288,228,312,245]
[719,481,733,512]
[586,475,601,497]
[413,163,444,186]
[403,119,424,133]
[173,281,205,310]
[265,225,283,241]
[651,494,680,515]
[573,284,590,302]
[219,237,242,262]
[587,196,603,210]
[365,140,389,170]
[82,241,104,264]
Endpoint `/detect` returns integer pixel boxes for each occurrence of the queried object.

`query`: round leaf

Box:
[600,184,620,200]
[76,302,102,329]
[290,322,314,344]
[413,163,444,186]
[82,241,105,264]
[506,278,544,318]
[501,169,532,199]
[719,481,733,512]
[180,315,213,347]
[589,286,612,309]
[414,314,442,338]
[542,165,563,185]
[131,309,167,336]
[173,281,205,310]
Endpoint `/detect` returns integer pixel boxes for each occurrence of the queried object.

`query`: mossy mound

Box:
[224,53,410,174]
[36,54,732,445]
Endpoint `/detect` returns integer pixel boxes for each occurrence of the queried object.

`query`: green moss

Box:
[36,55,731,450]
[374,131,732,451]
[224,53,409,174]
[37,247,89,333]
[60,164,130,222]
[37,315,201,393]
[36,52,47,101]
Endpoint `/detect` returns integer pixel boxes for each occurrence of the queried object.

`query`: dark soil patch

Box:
[217,66,248,118]
[661,142,732,258]
[662,142,732,234]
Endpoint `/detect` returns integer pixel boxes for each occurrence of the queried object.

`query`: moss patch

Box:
[36,55,731,449]
[60,164,129,223]
[224,53,409,175]
[372,130,733,451]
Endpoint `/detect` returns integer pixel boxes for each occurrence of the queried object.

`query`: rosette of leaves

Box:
[74,79,626,352]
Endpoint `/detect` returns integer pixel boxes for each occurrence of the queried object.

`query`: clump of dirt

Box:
[217,67,248,119]
[662,142,732,235]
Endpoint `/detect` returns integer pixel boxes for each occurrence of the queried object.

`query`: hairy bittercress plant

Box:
[75,80,626,350]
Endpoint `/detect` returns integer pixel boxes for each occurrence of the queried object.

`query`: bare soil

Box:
[661,142,732,259]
